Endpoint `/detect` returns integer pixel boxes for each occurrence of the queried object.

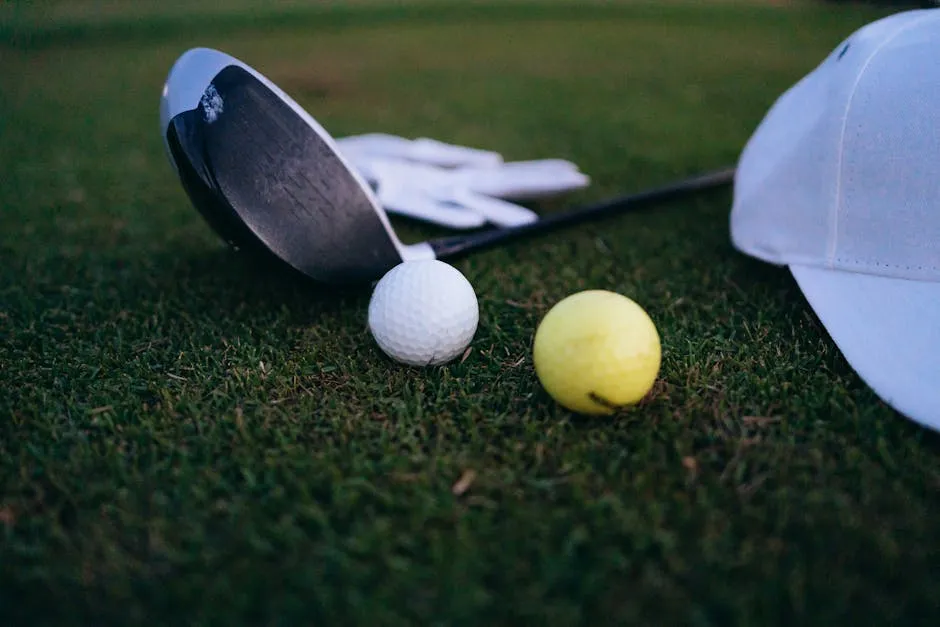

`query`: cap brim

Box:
[790,264,940,431]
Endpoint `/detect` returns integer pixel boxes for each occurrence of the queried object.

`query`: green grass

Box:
[2,1,939,625]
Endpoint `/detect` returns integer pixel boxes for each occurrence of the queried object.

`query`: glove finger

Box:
[448,189,539,227]
[334,133,411,158]
[497,159,584,173]
[459,167,590,200]
[336,133,504,169]
[384,202,487,229]
[367,157,455,192]
[378,185,486,230]
[452,159,583,178]
[410,138,503,168]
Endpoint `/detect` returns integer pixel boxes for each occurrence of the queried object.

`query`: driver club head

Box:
[159,47,433,284]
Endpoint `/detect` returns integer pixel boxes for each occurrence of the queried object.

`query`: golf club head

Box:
[159,47,433,284]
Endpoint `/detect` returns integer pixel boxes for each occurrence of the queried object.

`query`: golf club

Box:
[161,48,736,284]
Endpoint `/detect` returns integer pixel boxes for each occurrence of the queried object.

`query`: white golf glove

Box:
[335,133,590,229]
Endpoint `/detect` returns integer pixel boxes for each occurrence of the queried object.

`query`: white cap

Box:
[730,9,940,431]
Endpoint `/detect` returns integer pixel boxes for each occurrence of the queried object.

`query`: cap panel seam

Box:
[829,13,933,268]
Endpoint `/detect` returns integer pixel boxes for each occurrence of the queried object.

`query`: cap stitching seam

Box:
[833,257,939,272]
[829,13,931,268]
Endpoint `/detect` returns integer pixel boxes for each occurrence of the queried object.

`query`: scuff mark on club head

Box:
[200,84,224,123]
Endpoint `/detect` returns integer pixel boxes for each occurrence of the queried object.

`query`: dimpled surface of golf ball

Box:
[368,260,479,366]
[533,290,661,415]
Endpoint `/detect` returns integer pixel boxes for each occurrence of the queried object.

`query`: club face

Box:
[164,109,263,258]
[160,48,417,284]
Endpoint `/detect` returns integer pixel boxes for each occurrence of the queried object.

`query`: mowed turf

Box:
[2,2,939,625]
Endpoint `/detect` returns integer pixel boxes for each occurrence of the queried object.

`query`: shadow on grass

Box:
[5,242,374,343]
[719,251,940,447]
[131,245,375,322]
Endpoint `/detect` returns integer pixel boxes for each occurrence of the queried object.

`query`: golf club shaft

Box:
[427,165,736,260]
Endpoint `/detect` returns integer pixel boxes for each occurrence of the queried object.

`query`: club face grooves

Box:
[166,64,404,284]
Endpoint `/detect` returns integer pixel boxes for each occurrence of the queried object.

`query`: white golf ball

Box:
[368,260,479,366]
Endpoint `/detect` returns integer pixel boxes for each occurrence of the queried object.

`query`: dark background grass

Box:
[2,1,939,624]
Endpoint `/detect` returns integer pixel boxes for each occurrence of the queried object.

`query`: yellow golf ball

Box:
[533,290,661,415]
